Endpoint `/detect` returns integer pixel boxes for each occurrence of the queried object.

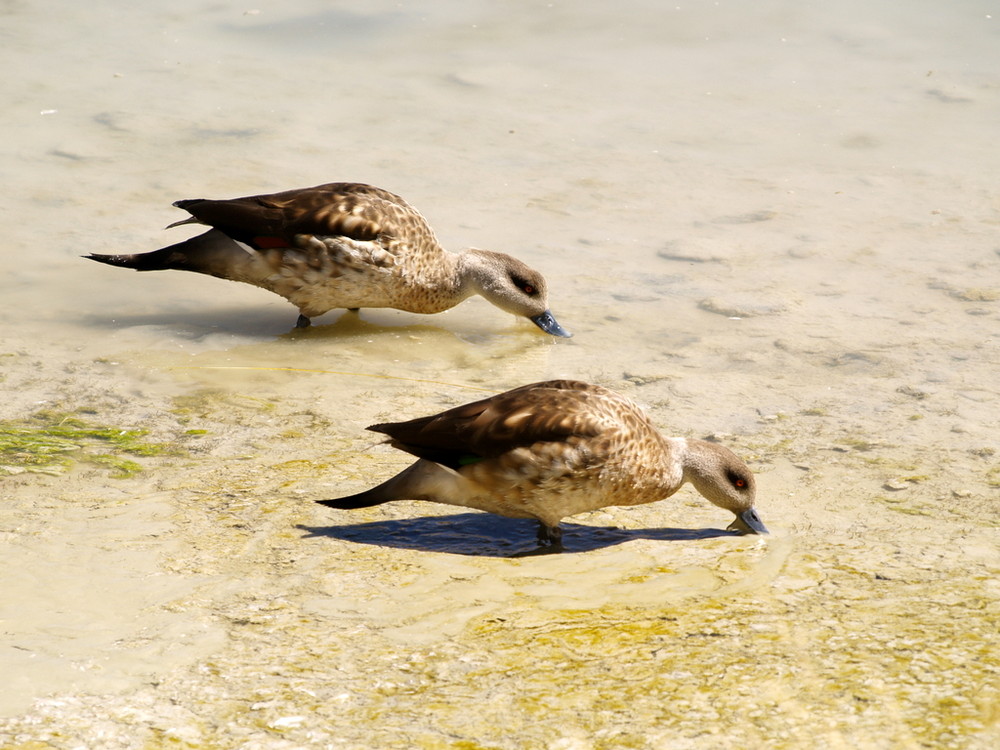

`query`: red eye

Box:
[523,285,535,294]
[735,479,745,488]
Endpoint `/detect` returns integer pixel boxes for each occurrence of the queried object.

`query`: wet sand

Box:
[1,1,998,748]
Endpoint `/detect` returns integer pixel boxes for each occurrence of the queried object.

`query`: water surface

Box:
[1,1,998,747]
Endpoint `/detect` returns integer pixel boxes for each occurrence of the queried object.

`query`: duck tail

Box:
[316,464,415,510]
[85,246,183,272]
[316,461,454,511]
[86,230,265,280]
[316,488,390,510]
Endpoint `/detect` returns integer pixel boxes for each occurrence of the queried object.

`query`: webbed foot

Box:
[536,522,564,551]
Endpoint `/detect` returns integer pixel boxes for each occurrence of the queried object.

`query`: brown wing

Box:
[171,182,438,250]
[369,380,618,469]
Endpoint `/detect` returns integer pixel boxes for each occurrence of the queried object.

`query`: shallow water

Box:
[1,1,998,747]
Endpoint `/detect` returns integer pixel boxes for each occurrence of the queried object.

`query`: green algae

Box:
[0,410,174,478]
[874,494,936,516]
[272,458,334,487]
[454,587,999,749]
[171,390,277,424]
[800,407,830,417]
[836,437,883,452]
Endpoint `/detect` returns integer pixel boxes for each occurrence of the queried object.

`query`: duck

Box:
[86,182,570,335]
[318,379,767,549]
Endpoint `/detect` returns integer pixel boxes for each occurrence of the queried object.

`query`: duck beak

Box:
[726,508,769,535]
[530,310,572,338]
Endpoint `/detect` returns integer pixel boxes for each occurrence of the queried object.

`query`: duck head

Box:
[460,249,571,337]
[682,439,768,535]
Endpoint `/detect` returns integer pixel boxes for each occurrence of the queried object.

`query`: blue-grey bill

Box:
[726,508,768,535]
[530,310,572,338]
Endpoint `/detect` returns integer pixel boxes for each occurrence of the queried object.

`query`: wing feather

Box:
[172,183,438,250]
[369,381,621,469]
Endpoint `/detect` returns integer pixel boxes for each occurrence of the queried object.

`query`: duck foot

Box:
[536,522,564,551]
[295,314,312,328]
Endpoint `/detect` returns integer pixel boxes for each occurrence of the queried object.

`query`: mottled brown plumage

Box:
[86,183,570,335]
[318,380,767,548]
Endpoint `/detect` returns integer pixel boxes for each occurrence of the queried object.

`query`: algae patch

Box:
[0,410,174,478]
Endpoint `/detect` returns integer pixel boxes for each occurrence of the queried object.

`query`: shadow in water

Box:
[298,512,739,558]
[82,305,477,342]
[81,305,307,336]
[277,313,474,343]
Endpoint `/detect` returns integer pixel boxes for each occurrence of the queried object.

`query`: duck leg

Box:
[536,522,564,550]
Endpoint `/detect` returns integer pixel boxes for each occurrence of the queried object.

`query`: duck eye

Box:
[511,276,537,296]
[726,469,749,490]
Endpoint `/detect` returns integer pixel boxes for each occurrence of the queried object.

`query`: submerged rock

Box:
[698,296,787,317]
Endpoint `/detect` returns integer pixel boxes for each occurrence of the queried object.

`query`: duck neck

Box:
[661,436,690,491]
[453,249,496,301]
[678,438,715,490]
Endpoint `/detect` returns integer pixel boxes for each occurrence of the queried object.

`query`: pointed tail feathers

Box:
[316,461,452,511]
[86,230,263,279]
[86,248,179,271]
[316,490,390,510]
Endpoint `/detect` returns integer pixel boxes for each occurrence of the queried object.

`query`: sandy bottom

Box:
[2,1,999,748]
[1,305,997,748]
